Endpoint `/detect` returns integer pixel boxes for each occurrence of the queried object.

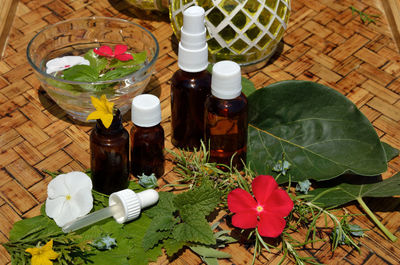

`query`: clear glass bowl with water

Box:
[27,17,159,122]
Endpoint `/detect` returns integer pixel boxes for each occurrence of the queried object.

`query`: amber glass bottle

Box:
[131,94,165,178]
[171,6,211,149]
[171,70,211,149]
[90,110,129,195]
[205,61,248,170]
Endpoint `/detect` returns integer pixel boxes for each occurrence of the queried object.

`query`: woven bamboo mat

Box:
[0,0,399,264]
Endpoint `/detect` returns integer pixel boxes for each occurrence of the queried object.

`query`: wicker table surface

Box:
[0,0,400,264]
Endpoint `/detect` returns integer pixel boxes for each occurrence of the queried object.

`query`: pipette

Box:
[62,189,159,233]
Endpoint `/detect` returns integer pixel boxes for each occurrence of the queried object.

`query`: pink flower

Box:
[227,175,294,238]
[93,45,133,61]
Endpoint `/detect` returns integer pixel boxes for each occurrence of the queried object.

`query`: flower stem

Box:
[356,197,397,242]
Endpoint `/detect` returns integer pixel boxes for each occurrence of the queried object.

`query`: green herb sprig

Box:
[350,6,380,25]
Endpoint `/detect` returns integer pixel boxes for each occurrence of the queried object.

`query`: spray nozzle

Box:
[178,5,208,72]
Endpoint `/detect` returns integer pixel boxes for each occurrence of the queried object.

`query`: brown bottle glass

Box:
[171,69,211,149]
[90,110,129,195]
[131,124,165,178]
[204,93,248,170]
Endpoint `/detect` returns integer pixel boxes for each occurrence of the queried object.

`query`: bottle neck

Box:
[95,109,124,135]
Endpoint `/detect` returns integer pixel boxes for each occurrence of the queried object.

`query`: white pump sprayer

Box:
[178,6,208,72]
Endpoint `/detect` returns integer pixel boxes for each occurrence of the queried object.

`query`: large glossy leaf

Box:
[309,172,400,208]
[247,80,387,182]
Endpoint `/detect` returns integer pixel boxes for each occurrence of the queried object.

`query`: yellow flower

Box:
[25,239,59,265]
[86,94,115,128]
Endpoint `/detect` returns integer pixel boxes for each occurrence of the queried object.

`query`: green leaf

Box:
[145,192,176,218]
[100,67,140,81]
[382,142,399,162]
[174,183,221,218]
[202,257,219,265]
[142,216,176,250]
[109,51,147,68]
[123,214,163,265]
[9,215,61,242]
[190,245,231,258]
[242,77,256,96]
[84,49,108,74]
[163,238,186,257]
[247,80,387,182]
[172,214,216,245]
[62,65,99,82]
[309,172,400,208]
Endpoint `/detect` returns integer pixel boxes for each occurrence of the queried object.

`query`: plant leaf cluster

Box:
[53,49,147,92]
[247,80,388,183]
[142,182,223,256]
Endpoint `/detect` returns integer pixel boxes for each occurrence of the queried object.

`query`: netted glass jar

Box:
[169,0,291,71]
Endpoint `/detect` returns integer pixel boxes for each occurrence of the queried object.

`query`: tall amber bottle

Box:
[131,94,165,178]
[205,61,248,170]
[90,109,130,195]
[171,6,211,149]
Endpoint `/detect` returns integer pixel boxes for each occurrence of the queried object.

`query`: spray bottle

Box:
[171,5,211,149]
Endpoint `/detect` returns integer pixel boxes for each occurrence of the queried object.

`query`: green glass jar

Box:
[170,0,291,71]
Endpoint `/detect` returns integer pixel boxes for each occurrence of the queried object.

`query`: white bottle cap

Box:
[211,60,242,100]
[178,6,208,72]
[131,94,161,127]
[109,189,159,224]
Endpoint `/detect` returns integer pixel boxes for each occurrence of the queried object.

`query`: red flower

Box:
[93,45,133,61]
[227,175,293,238]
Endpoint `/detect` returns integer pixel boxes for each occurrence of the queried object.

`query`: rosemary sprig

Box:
[350,6,380,25]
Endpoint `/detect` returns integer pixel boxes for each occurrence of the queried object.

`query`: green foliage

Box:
[247,80,388,183]
[309,172,400,208]
[58,48,147,92]
[4,181,163,265]
[142,183,222,256]
[350,6,380,25]
[382,142,399,162]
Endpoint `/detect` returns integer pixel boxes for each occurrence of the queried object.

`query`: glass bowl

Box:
[27,17,159,122]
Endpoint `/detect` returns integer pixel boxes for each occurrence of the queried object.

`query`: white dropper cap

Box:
[211,60,242,100]
[178,5,208,72]
[62,189,159,232]
[131,94,161,127]
[109,189,159,223]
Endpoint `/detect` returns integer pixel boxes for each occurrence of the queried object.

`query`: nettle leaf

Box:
[174,183,221,217]
[163,238,186,257]
[84,49,108,74]
[309,172,400,208]
[190,245,231,258]
[62,65,98,82]
[247,80,387,182]
[172,214,216,245]
[145,192,176,218]
[142,215,176,250]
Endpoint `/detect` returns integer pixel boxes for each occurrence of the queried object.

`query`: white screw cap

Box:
[131,94,161,127]
[178,6,208,72]
[109,189,159,224]
[211,60,242,100]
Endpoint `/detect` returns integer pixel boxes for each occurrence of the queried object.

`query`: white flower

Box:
[45,171,93,227]
[45,56,90,74]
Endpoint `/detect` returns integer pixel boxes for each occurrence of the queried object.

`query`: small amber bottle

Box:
[171,6,211,149]
[131,94,165,178]
[204,61,248,170]
[90,109,130,195]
